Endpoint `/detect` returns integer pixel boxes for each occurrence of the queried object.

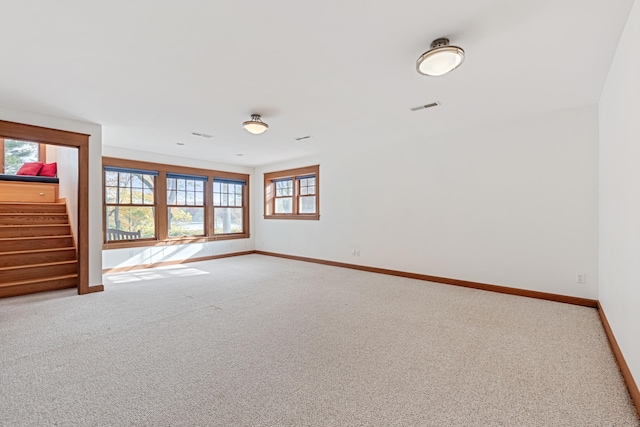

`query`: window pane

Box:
[143,188,154,204]
[167,178,176,191]
[119,173,131,187]
[222,194,228,206]
[167,190,177,205]
[3,140,39,175]
[300,196,316,214]
[177,191,186,205]
[275,197,292,213]
[168,207,204,237]
[131,174,143,188]
[214,208,243,234]
[195,181,204,191]
[132,188,143,204]
[213,193,221,206]
[119,188,130,204]
[235,195,242,206]
[300,187,308,196]
[105,187,118,204]
[213,182,220,192]
[105,172,118,186]
[186,191,195,206]
[177,179,186,191]
[276,180,293,197]
[106,206,155,240]
[195,193,204,205]
[308,185,316,195]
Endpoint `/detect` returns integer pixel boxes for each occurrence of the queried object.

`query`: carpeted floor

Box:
[1,254,638,426]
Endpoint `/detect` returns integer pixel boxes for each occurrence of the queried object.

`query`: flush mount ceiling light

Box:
[243,114,269,135]
[416,38,465,76]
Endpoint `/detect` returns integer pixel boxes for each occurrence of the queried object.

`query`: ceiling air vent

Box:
[191,132,213,138]
[410,101,441,111]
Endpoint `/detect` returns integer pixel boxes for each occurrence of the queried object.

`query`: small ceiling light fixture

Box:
[416,38,465,76]
[243,114,269,135]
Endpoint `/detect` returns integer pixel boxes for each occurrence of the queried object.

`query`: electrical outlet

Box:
[576,273,586,284]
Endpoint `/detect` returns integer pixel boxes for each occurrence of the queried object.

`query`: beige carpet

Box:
[1,254,637,426]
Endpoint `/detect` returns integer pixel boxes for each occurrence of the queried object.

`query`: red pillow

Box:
[38,162,57,177]
[16,162,44,176]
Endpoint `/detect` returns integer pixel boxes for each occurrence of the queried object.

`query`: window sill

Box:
[264,214,320,221]
[103,233,250,250]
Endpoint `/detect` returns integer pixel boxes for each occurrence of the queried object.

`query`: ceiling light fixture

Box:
[243,114,269,135]
[416,38,465,77]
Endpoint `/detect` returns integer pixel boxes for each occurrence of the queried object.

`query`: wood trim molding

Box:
[0,138,4,174]
[39,143,47,163]
[102,250,254,274]
[58,198,77,257]
[263,165,319,181]
[0,120,90,147]
[0,120,101,296]
[102,233,251,250]
[102,156,251,180]
[254,251,598,307]
[598,303,640,418]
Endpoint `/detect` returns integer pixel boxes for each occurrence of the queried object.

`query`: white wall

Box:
[55,145,79,243]
[44,144,56,163]
[101,146,255,270]
[0,106,103,287]
[255,105,600,299]
[599,0,640,390]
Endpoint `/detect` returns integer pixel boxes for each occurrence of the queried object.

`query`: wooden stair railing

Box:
[0,202,78,298]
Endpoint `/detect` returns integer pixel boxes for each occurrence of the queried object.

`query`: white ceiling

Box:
[0,0,634,167]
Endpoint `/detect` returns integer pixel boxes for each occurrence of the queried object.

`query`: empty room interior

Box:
[1,0,639,425]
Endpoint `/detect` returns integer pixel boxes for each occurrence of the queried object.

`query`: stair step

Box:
[0,224,72,238]
[0,260,77,283]
[0,247,76,268]
[0,203,66,214]
[0,274,77,298]
[0,213,69,225]
[0,236,74,252]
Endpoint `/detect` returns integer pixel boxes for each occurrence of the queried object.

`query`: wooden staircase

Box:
[0,202,77,298]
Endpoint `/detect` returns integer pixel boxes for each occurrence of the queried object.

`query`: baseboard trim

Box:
[598,303,640,418]
[254,251,598,308]
[102,251,255,275]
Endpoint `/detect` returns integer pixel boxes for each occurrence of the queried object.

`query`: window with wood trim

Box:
[213,178,246,234]
[104,167,157,241]
[167,173,206,237]
[102,157,250,248]
[264,165,319,220]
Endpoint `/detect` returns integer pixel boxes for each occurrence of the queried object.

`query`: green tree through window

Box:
[105,168,157,240]
[3,139,39,174]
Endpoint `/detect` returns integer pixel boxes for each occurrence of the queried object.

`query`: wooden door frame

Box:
[0,120,103,295]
